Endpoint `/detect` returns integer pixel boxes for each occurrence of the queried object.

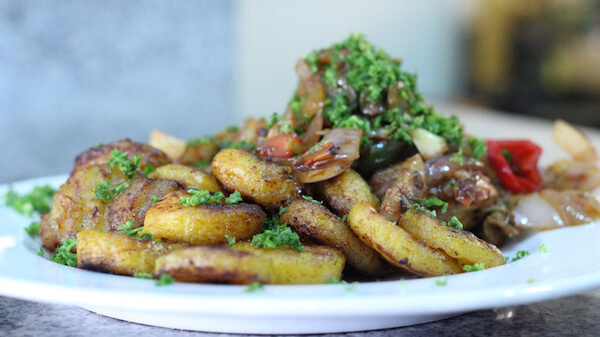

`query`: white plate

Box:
[2,110,600,334]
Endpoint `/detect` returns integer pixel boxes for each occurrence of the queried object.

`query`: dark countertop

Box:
[2,290,600,337]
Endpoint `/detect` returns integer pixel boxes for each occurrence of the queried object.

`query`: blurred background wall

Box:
[0,1,234,183]
[2,0,599,183]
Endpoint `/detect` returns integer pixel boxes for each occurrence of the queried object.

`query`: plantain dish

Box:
[14,33,600,286]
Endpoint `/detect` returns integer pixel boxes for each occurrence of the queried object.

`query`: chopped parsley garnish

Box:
[225,190,243,204]
[501,149,513,162]
[92,180,129,201]
[468,136,487,160]
[4,185,56,217]
[444,216,464,230]
[302,33,464,148]
[539,243,548,253]
[245,282,264,293]
[411,200,463,230]
[133,272,154,279]
[435,278,448,286]
[38,247,45,257]
[151,195,163,205]
[278,123,293,134]
[52,237,77,267]
[410,203,437,217]
[302,195,323,204]
[24,221,41,237]
[527,278,536,284]
[107,149,140,179]
[92,149,146,202]
[218,140,256,150]
[142,164,155,176]
[341,214,348,222]
[187,137,213,146]
[449,148,464,164]
[117,220,152,239]
[225,234,236,245]
[156,274,175,286]
[252,208,304,251]
[413,197,448,214]
[463,263,485,272]
[179,189,243,207]
[326,278,348,284]
[194,160,211,169]
[266,112,284,128]
[511,250,530,262]
[251,224,304,252]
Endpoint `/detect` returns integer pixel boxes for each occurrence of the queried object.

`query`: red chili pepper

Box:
[486,139,543,194]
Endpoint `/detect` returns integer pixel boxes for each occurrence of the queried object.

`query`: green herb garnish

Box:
[302,195,323,204]
[92,180,129,201]
[539,243,548,253]
[511,250,530,262]
[52,237,77,267]
[225,234,236,245]
[133,272,154,279]
[156,274,175,286]
[151,195,163,205]
[143,164,155,176]
[187,137,212,146]
[4,185,56,217]
[245,282,264,293]
[413,197,448,214]
[24,221,41,237]
[251,224,304,252]
[107,149,140,179]
[468,136,487,160]
[463,263,485,273]
[217,140,256,150]
[179,189,243,207]
[302,33,464,148]
[444,216,464,230]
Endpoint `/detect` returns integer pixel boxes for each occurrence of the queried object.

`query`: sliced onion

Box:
[411,128,448,160]
[553,119,598,163]
[149,130,187,161]
[293,128,362,183]
[300,110,324,151]
[512,189,600,230]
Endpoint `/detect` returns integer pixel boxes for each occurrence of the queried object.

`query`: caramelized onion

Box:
[512,189,600,230]
[553,119,598,163]
[293,128,362,183]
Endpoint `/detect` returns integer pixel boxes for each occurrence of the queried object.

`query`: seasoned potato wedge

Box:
[379,154,427,223]
[106,178,182,231]
[398,209,505,268]
[40,164,132,250]
[281,199,388,276]
[142,190,265,245]
[77,229,183,275]
[212,149,302,209]
[154,243,345,284]
[317,168,380,216]
[73,139,171,175]
[347,202,462,277]
[148,164,222,192]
